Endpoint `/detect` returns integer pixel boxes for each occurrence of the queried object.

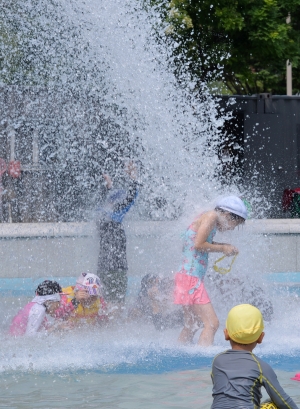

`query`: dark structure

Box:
[218,94,300,218]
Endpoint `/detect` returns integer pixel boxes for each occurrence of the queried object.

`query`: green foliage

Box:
[154,0,300,94]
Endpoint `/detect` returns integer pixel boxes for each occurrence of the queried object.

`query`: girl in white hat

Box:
[174,195,247,346]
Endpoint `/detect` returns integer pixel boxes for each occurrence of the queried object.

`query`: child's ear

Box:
[256,332,265,344]
[224,329,230,341]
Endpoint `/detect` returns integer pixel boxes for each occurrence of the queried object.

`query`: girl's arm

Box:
[194,212,238,255]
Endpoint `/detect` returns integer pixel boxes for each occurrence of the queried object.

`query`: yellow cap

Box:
[226,304,264,344]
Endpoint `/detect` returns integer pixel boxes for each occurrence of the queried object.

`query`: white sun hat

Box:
[216,196,248,220]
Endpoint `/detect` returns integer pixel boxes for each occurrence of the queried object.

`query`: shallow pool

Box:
[1,275,300,408]
[1,368,300,409]
[1,325,300,408]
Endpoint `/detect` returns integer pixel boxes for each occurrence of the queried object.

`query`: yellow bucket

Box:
[260,401,279,409]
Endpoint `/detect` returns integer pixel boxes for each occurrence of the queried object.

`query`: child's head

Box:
[224,304,265,349]
[140,274,160,297]
[35,280,62,317]
[36,280,62,296]
[75,273,102,304]
[215,196,247,231]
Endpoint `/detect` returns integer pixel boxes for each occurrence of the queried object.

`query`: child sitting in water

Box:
[55,273,107,328]
[9,280,62,336]
[174,195,247,346]
[211,304,299,409]
[128,274,183,330]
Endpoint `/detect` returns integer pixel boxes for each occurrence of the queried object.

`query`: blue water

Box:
[1,272,300,296]
[1,274,300,408]
[0,276,140,297]
[1,349,300,409]
[266,272,300,284]
[28,350,300,375]
[99,352,300,374]
[1,274,300,376]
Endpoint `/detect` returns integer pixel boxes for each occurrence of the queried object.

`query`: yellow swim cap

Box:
[226,304,264,344]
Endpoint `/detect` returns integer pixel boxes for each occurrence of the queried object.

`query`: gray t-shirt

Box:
[211,350,298,409]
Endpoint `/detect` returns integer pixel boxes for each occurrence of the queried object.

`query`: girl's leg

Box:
[192,303,219,346]
[178,306,199,344]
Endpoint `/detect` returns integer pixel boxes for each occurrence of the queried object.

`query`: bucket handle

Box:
[213,255,237,275]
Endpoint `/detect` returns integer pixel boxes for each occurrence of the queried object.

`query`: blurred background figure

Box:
[207,273,274,323]
[96,160,139,320]
[128,274,184,331]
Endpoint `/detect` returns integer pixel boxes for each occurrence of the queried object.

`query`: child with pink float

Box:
[9,274,107,336]
[174,195,247,346]
[9,280,62,336]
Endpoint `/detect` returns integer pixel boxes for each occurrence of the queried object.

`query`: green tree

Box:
[153,0,300,94]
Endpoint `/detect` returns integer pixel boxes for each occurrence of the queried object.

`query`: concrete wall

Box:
[0,219,300,279]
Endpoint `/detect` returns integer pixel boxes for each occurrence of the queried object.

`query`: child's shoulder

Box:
[212,349,231,363]
[193,210,218,226]
[198,210,217,219]
[251,353,273,372]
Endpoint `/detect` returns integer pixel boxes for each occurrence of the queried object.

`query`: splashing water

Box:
[1,0,232,222]
[1,0,300,407]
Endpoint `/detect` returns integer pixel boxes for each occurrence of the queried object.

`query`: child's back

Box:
[211,304,299,409]
[212,349,297,409]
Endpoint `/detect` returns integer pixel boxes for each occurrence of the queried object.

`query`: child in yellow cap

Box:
[211,304,299,409]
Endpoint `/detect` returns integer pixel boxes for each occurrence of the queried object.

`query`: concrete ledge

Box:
[244,219,300,234]
[0,222,97,238]
[0,219,300,238]
[0,220,300,278]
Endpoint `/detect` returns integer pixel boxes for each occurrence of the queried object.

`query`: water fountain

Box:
[0,0,300,408]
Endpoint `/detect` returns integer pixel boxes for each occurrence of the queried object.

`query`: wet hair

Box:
[35,280,62,296]
[215,207,245,223]
[140,274,159,297]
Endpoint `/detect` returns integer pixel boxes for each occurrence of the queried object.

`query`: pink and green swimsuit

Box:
[174,220,216,305]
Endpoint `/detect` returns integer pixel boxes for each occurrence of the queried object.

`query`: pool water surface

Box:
[1,368,300,409]
[1,275,300,408]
